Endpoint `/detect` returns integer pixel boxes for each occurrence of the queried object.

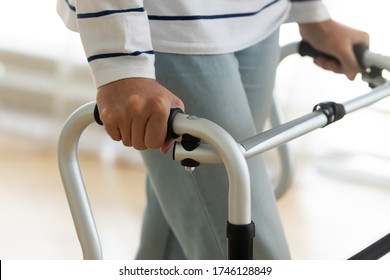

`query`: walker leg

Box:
[226,221,255,260]
[348,233,390,260]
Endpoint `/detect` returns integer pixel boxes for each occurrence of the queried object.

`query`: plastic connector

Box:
[313,101,346,127]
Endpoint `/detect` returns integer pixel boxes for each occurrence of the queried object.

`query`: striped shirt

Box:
[57,0,330,87]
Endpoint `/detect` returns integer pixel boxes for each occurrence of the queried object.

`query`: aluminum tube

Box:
[343,82,390,114]
[173,114,251,225]
[279,42,299,61]
[242,112,327,158]
[58,101,102,260]
[174,81,390,165]
[174,142,221,164]
[173,113,328,164]
[363,51,390,71]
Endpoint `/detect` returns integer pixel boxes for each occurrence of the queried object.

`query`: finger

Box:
[314,57,343,74]
[131,115,147,150]
[98,108,122,141]
[144,112,168,149]
[337,42,365,80]
[341,49,361,80]
[119,119,132,147]
[105,125,122,142]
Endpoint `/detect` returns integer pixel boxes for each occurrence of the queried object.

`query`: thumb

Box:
[160,139,176,154]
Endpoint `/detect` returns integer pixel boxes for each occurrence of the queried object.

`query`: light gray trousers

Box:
[137,30,291,260]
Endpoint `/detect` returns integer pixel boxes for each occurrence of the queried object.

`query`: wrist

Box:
[299,19,333,41]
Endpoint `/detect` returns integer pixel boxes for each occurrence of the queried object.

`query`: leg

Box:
[136,31,290,259]
[136,176,186,260]
[236,29,281,132]
[235,30,290,259]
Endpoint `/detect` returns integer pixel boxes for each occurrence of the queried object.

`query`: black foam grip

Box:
[94,104,103,125]
[298,41,339,64]
[353,44,369,68]
[167,108,184,139]
[299,41,369,69]
[93,104,183,139]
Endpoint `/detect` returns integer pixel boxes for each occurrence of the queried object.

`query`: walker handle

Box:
[93,104,184,139]
[298,41,369,68]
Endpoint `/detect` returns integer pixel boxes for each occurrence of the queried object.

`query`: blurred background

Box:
[0,1,389,259]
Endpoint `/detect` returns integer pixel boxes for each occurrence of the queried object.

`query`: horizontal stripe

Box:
[64,0,76,12]
[78,7,145,19]
[148,0,280,21]
[87,51,154,63]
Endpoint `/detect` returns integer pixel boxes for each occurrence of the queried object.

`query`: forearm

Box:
[57,0,155,88]
[287,0,330,23]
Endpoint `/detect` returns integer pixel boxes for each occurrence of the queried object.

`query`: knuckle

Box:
[103,125,121,142]
[149,96,169,114]
[111,134,121,142]
[121,138,132,147]
[100,109,122,125]
[133,143,147,151]
[146,139,163,150]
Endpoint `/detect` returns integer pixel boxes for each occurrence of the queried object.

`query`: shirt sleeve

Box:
[56,0,155,88]
[287,0,331,23]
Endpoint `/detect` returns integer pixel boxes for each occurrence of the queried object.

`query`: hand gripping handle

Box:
[298,41,369,68]
[93,104,184,139]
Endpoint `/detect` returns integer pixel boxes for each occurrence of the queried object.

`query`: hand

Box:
[299,19,369,80]
[96,78,185,153]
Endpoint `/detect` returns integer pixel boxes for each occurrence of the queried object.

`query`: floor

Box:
[0,129,146,259]
[1,105,390,260]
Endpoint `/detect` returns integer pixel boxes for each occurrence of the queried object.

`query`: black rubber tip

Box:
[298,41,339,64]
[167,108,184,140]
[353,44,369,68]
[94,104,103,126]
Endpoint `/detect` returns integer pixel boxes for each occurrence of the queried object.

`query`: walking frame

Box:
[58,41,390,260]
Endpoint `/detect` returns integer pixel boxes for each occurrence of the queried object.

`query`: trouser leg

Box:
[136,177,186,260]
[136,30,290,259]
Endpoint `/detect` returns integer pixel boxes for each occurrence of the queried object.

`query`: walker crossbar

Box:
[173,80,390,164]
[58,43,390,260]
[174,42,390,164]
